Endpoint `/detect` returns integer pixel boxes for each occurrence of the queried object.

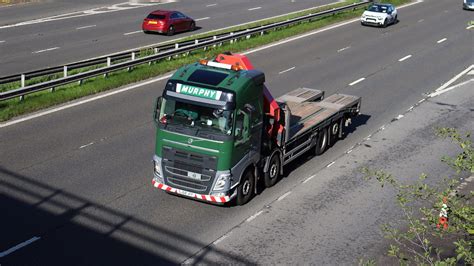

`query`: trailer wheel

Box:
[315,127,328,155]
[264,154,280,188]
[236,170,255,205]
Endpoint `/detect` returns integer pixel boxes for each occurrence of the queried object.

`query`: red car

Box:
[142,10,196,36]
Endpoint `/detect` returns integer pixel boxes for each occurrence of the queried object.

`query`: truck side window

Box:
[235,111,244,139]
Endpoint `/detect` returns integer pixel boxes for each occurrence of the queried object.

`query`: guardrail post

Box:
[104,57,112,78]
[21,74,25,88]
[230,32,234,44]
[175,43,179,50]
[128,52,136,72]
[19,95,24,101]
[213,36,217,48]
[50,87,55,92]
[246,29,251,39]
[63,66,68,78]
[195,39,199,45]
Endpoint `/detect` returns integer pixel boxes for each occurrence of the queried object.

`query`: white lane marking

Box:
[429,78,474,98]
[0,40,5,43]
[1,0,424,127]
[206,3,217,7]
[0,237,41,258]
[467,25,474,30]
[468,70,474,75]
[76,25,96,30]
[418,98,425,104]
[277,191,291,201]
[326,161,335,168]
[349,77,365,86]
[246,210,264,222]
[248,7,262,11]
[213,233,230,245]
[337,46,350,52]
[124,30,142,36]
[278,66,295,74]
[437,38,447,44]
[346,149,353,154]
[418,19,424,22]
[395,114,404,120]
[0,74,173,128]
[398,54,412,62]
[195,17,210,21]
[434,64,474,92]
[79,142,94,149]
[303,175,315,184]
[32,47,60,54]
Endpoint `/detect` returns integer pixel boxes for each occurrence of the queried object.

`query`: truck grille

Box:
[162,146,217,194]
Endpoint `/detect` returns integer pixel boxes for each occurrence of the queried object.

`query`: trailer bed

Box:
[277,89,360,140]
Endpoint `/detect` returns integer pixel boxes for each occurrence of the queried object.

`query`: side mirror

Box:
[154,96,162,124]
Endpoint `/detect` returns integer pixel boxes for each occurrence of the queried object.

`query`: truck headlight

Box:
[213,171,231,191]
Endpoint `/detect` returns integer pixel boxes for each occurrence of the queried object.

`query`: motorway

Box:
[0,0,336,76]
[0,0,473,264]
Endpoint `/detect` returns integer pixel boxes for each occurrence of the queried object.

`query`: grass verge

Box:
[0,0,411,122]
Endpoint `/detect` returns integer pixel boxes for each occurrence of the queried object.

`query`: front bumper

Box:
[360,17,385,26]
[463,3,474,10]
[152,178,233,203]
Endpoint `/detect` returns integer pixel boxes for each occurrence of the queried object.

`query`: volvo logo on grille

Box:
[187,138,193,144]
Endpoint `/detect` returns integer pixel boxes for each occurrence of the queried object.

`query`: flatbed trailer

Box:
[152,53,361,205]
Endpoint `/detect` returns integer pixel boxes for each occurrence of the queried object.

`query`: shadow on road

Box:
[0,166,253,265]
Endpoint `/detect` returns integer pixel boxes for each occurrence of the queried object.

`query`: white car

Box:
[361,3,398,27]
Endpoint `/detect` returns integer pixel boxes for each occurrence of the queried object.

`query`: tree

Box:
[362,128,473,265]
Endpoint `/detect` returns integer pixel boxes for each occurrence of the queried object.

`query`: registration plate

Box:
[176,189,195,197]
[148,21,158,24]
[187,171,202,180]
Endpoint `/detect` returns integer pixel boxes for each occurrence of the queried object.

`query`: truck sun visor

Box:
[188,69,228,86]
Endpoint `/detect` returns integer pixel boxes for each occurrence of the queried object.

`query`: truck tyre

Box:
[236,170,255,205]
[315,127,328,155]
[264,154,280,188]
[329,119,341,145]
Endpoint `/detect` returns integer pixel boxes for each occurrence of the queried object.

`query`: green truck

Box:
[152,53,361,205]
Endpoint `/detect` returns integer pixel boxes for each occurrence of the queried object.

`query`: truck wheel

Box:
[264,154,280,188]
[236,170,255,205]
[329,119,341,145]
[315,127,328,155]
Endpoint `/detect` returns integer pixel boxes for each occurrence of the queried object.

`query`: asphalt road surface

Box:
[0,0,473,264]
[0,0,337,76]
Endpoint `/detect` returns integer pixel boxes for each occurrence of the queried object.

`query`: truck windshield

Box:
[159,98,233,135]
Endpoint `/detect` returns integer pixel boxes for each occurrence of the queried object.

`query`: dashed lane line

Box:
[349,77,365,86]
[32,47,60,54]
[0,237,41,258]
[248,7,262,11]
[206,3,217,7]
[123,30,142,36]
[195,17,210,21]
[398,54,412,62]
[278,66,295,74]
[246,210,264,222]
[277,191,292,201]
[337,46,350,52]
[76,25,96,30]
[437,38,447,44]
